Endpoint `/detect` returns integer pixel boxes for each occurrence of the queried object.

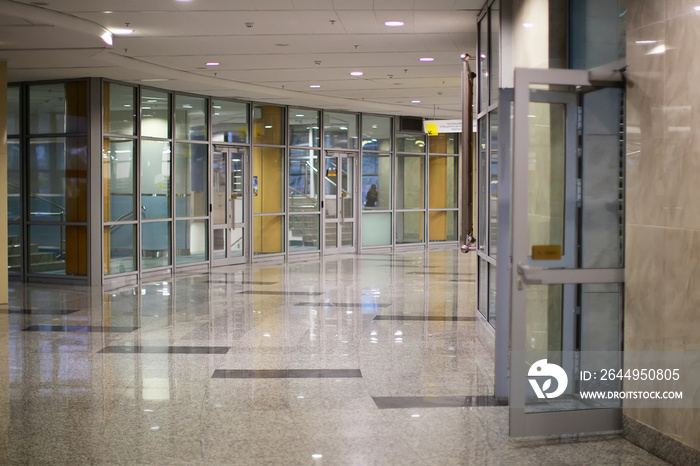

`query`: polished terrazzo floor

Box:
[0,250,668,465]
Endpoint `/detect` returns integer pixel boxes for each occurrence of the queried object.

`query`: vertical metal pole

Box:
[460,54,476,253]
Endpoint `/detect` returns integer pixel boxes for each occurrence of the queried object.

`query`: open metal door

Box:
[508,66,626,437]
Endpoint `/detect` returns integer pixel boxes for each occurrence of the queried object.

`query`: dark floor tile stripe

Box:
[450,279,476,283]
[238,291,323,296]
[212,369,362,379]
[293,302,391,308]
[373,315,476,322]
[22,325,138,333]
[9,309,81,315]
[407,272,473,276]
[372,396,506,409]
[99,346,230,354]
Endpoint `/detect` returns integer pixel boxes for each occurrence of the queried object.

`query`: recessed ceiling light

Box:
[411,100,421,103]
[419,57,434,62]
[104,11,113,14]
[384,21,404,27]
[100,32,113,46]
[695,6,700,11]
[523,23,534,28]
[635,40,657,44]
[350,71,364,76]
[206,62,220,66]
[296,114,304,117]
[309,84,321,88]
[110,28,134,35]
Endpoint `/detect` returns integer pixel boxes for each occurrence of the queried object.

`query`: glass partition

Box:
[8,140,21,222]
[29,82,88,134]
[141,140,171,220]
[253,105,284,145]
[324,112,358,149]
[428,133,459,155]
[103,138,136,222]
[175,143,208,218]
[212,99,249,143]
[396,132,425,153]
[7,85,20,136]
[361,153,391,210]
[104,82,136,135]
[290,108,320,147]
[175,95,207,141]
[289,149,320,212]
[362,115,392,151]
[142,221,171,269]
[141,89,170,138]
[396,154,424,210]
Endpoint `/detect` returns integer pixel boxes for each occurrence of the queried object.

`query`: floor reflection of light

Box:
[312,454,323,459]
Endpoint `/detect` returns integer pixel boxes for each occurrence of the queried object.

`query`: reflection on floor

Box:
[0,250,667,464]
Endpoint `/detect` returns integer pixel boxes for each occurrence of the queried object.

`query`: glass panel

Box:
[8,224,21,273]
[362,115,392,151]
[212,100,249,143]
[478,118,488,249]
[341,156,354,219]
[141,89,170,138]
[490,1,501,106]
[478,17,489,112]
[325,222,337,249]
[489,110,499,257]
[176,219,208,264]
[362,212,391,247]
[7,85,20,135]
[290,108,320,147]
[232,149,245,224]
[142,221,171,269]
[341,223,354,247]
[141,140,171,219]
[289,214,320,252]
[396,133,425,153]
[253,105,284,145]
[29,224,87,276]
[213,229,226,259]
[28,137,88,223]
[429,211,458,242]
[175,95,207,141]
[324,156,338,219]
[254,215,284,254]
[528,102,566,252]
[8,139,20,221]
[362,154,391,210]
[395,211,423,244]
[175,143,208,217]
[428,133,458,155]
[488,263,497,325]
[324,112,358,149]
[230,227,244,257]
[29,82,88,134]
[396,154,424,210]
[478,258,488,318]
[105,223,136,274]
[253,147,284,214]
[103,138,135,222]
[429,156,458,209]
[104,82,136,135]
[212,151,227,225]
[289,149,320,212]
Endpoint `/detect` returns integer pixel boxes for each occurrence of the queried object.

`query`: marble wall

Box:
[625,0,700,453]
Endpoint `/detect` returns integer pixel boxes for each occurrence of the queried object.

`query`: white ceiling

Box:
[0,0,484,119]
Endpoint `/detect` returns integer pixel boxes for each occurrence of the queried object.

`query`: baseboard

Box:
[623,415,700,466]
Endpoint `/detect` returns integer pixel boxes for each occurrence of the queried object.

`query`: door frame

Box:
[211,144,250,267]
[323,150,359,255]
[508,67,625,437]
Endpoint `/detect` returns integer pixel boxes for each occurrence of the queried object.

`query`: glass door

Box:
[324,151,357,253]
[212,146,248,265]
[508,67,625,437]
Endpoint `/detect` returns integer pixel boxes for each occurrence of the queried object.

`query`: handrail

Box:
[460,54,477,253]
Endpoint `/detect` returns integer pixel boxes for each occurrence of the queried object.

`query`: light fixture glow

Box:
[312,454,323,459]
[635,40,657,44]
[309,84,321,88]
[206,62,220,66]
[110,28,134,35]
[384,21,404,27]
[101,32,113,45]
[419,57,434,62]
[350,71,364,76]
[695,6,700,11]
[411,100,421,103]
[523,23,534,28]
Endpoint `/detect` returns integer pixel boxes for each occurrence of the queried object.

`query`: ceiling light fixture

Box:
[411,100,421,103]
[206,62,220,66]
[523,23,534,28]
[419,57,434,62]
[309,85,321,88]
[384,21,404,27]
[110,28,134,35]
[350,71,364,76]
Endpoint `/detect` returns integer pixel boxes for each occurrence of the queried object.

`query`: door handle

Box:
[516,263,624,285]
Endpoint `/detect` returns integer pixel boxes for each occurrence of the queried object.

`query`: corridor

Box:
[1,250,666,464]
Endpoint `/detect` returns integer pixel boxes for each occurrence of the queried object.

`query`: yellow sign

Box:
[425,123,439,136]
[531,245,562,261]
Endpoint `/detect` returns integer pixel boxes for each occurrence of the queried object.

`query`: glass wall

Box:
[428,134,459,242]
[25,81,89,277]
[361,115,392,248]
[7,85,21,274]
